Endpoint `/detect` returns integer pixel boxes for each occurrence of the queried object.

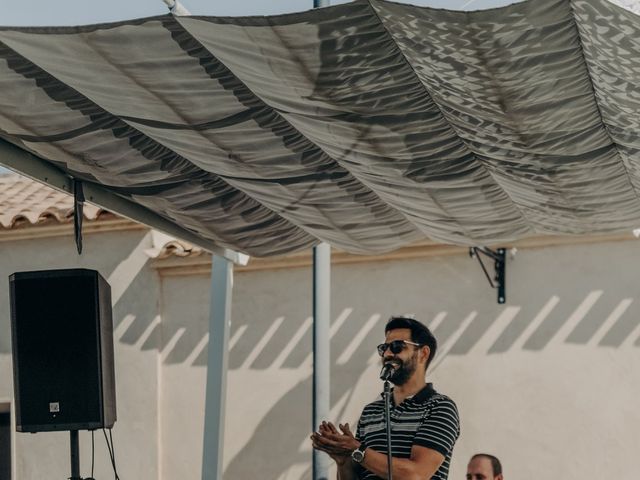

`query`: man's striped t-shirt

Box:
[354,383,460,480]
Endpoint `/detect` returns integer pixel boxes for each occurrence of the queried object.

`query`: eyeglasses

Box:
[376,339,422,357]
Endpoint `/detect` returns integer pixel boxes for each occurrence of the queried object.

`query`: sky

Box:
[0,0,517,26]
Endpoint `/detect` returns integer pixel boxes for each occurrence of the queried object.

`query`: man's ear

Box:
[496,474,504,480]
[421,345,430,364]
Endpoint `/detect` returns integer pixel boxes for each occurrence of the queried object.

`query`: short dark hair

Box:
[385,316,437,369]
[471,453,502,476]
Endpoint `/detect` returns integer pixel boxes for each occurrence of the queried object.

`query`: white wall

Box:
[0,229,161,480]
[160,238,640,480]
[2,231,640,479]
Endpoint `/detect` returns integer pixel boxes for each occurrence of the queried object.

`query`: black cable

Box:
[102,429,113,476]
[82,430,96,480]
[108,431,117,480]
[102,428,120,480]
[102,428,112,460]
[109,429,120,480]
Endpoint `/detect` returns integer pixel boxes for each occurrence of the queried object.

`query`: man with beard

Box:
[311,316,460,480]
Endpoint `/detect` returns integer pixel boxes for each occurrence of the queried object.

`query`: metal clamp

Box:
[469,247,507,304]
[73,180,84,255]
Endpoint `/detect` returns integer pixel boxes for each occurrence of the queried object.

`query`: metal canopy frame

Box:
[0,2,335,479]
[0,137,247,479]
[3,0,640,477]
[0,138,245,265]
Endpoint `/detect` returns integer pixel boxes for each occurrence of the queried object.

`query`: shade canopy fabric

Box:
[1,0,639,257]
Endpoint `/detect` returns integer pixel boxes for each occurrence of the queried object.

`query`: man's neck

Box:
[393,375,427,405]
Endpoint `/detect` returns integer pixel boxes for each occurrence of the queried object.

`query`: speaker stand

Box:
[69,430,82,480]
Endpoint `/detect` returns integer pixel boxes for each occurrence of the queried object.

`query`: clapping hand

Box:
[311,421,360,465]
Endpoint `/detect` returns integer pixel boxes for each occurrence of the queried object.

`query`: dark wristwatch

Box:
[351,446,366,463]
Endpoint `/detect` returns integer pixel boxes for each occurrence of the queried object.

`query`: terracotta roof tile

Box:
[0,173,209,260]
[144,230,204,259]
[0,173,107,228]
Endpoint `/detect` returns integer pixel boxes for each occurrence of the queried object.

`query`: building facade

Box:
[1,174,639,479]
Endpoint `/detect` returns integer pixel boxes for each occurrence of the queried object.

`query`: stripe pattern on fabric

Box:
[355,383,460,480]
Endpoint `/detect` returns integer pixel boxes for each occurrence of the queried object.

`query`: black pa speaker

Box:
[9,268,116,432]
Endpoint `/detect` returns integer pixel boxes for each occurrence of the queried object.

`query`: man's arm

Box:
[312,423,444,480]
[336,458,357,480]
[358,444,444,480]
[377,395,459,480]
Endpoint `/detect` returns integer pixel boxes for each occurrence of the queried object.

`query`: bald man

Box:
[466,454,503,480]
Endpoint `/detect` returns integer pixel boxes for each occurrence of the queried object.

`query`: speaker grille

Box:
[10,269,116,432]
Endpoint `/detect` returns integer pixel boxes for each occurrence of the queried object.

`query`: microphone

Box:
[379,362,398,381]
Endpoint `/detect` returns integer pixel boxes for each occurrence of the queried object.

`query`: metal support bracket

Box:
[73,180,84,255]
[469,247,507,304]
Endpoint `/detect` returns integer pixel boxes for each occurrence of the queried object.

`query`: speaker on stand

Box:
[9,268,117,480]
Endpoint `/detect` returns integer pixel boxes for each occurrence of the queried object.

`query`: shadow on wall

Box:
[220,288,640,479]
[0,231,154,355]
[111,263,161,351]
[152,288,640,370]
[223,309,382,480]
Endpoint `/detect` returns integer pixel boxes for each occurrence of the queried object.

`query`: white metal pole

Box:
[202,256,233,480]
[162,0,191,16]
[313,243,331,480]
[311,0,331,473]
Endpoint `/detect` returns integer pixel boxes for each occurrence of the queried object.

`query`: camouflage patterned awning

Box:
[1,0,639,256]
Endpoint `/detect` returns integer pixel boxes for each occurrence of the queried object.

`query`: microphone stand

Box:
[380,363,396,480]
[382,379,393,480]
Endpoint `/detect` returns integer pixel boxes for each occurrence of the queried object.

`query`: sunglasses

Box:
[376,339,422,357]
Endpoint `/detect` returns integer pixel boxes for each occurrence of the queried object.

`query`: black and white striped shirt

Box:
[355,383,460,480]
